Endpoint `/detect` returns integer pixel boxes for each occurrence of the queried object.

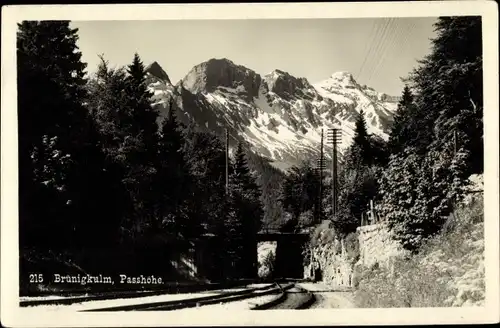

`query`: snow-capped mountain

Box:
[146,58,399,168]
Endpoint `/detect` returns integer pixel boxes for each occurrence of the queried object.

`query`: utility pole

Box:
[319,129,324,222]
[327,127,342,219]
[225,128,229,195]
[314,129,326,223]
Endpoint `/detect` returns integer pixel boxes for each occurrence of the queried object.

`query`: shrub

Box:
[378,148,471,252]
[309,220,337,247]
[298,210,314,228]
[353,192,484,307]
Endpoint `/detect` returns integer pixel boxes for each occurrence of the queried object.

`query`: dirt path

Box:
[298,283,355,309]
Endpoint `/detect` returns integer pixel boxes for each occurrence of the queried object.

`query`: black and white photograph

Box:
[1,2,499,327]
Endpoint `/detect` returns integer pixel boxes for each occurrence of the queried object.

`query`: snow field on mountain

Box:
[146,59,400,164]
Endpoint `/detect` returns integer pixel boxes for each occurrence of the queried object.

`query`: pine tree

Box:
[125,53,160,159]
[86,54,161,241]
[87,56,130,159]
[232,143,261,205]
[407,16,483,173]
[376,17,483,252]
[120,53,160,238]
[178,124,230,279]
[229,143,263,278]
[156,101,196,241]
[17,21,120,249]
[223,187,246,279]
[333,164,379,236]
[280,161,320,228]
[182,125,227,235]
[378,146,471,252]
[246,153,286,231]
[353,110,369,147]
[350,110,372,167]
[388,85,417,155]
[369,135,390,167]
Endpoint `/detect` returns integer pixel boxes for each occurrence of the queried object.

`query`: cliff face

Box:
[180,58,262,102]
[146,61,171,83]
[147,59,398,169]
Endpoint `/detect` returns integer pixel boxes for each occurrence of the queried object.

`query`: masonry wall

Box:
[307,238,355,287]
[307,222,407,287]
[356,222,406,269]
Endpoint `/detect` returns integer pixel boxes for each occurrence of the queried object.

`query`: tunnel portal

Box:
[257,232,309,279]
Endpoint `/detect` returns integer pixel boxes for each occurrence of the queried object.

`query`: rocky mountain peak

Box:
[263,69,314,101]
[145,61,171,83]
[179,57,261,101]
[330,71,355,81]
[326,71,358,88]
[148,58,399,168]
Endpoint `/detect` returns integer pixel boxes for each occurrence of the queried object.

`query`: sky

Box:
[71,17,437,96]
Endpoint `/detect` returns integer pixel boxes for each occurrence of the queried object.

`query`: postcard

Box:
[1,1,499,327]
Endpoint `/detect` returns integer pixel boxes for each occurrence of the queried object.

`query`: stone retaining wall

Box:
[307,223,406,287]
[308,239,355,287]
[356,222,406,270]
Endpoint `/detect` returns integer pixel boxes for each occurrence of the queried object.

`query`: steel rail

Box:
[83,283,292,312]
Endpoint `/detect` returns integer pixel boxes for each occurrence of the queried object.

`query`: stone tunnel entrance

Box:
[257,232,309,280]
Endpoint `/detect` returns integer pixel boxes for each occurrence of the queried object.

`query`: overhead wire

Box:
[355,18,387,81]
[370,20,419,85]
[359,18,394,81]
[355,18,383,79]
[367,19,402,83]
[367,18,405,83]
[362,18,395,82]
[398,21,418,56]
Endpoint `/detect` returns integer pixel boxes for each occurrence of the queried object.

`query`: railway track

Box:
[20,280,263,307]
[252,284,315,310]
[21,280,319,311]
[84,283,294,312]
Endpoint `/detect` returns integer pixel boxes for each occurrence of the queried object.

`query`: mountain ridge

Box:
[146,58,399,169]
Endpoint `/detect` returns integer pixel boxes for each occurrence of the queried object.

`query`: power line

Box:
[356,18,388,81]
[368,21,409,82]
[366,18,405,83]
[398,21,418,57]
[363,18,395,82]
[358,18,394,81]
[356,19,384,79]
[356,18,387,80]
[377,20,417,84]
